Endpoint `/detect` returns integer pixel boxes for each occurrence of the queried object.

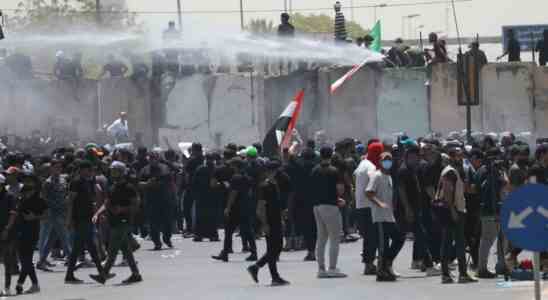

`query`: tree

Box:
[10,0,141,33]
[289,13,368,39]
[245,18,275,36]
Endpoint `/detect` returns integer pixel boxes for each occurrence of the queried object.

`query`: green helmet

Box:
[246,146,258,158]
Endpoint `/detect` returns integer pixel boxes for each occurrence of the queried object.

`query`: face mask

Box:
[382,160,393,170]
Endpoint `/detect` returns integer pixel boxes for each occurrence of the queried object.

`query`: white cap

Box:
[56,50,65,58]
[110,161,127,173]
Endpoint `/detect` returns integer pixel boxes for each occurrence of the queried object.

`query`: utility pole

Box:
[240,0,244,31]
[284,0,288,12]
[177,0,183,32]
[351,0,355,24]
[95,0,101,25]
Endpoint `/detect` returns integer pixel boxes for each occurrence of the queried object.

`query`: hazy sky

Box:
[3,0,548,39]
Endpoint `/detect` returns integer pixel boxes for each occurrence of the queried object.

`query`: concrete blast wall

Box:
[161,74,263,149]
[1,62,548,149]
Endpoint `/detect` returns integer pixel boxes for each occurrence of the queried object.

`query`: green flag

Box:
[371,21,382,52]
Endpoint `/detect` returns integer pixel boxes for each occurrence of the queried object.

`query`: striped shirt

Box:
[334,11,347,41]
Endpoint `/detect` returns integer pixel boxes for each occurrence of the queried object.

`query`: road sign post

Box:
[534,252,541,300]
[501,184,548,300]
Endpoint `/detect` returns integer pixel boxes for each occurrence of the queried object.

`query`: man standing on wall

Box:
[497,29,521,62]
[535,29,548,66]
[333,2,347,43]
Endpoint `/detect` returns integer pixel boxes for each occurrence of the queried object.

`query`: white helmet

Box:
[110,161,127,174]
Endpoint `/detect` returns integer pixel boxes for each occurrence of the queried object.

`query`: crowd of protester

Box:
[0,128,547,295]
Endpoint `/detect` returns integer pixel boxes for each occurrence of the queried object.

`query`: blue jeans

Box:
[38,215,72,262]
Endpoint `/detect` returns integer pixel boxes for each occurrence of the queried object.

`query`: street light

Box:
[373,3,387,23]
[401,13,420,39]
[416,24,424,41]
[239,0,244,31]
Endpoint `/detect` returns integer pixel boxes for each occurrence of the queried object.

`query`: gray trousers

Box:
[314,205,342,271]
[478,217,504,272]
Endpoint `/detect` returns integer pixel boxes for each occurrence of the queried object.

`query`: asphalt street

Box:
[13,234,547,300]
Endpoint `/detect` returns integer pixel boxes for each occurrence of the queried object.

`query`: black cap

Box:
[320,146,333,160]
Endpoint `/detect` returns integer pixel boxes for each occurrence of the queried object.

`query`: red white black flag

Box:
[262,89,305,158]
[330,59,368,95]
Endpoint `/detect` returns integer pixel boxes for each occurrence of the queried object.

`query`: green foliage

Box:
[246,18,275,35]
[10,0,141,33]
[289,13,369,39]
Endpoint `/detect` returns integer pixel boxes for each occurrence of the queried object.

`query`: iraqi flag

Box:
[263,89,305,158]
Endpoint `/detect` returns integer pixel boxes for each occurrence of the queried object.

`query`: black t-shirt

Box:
[108,181,137,226]
[397,164,422,212]
[310,163,342,206]
[508,38,521,62]
[259,179,283,231]
[230,174,253,215]
[278,23,295,37]
[529,163,548,185]
[70,178,96,224]
[0,192,17,240]
[17,193,48,238]
[103,61,126,77]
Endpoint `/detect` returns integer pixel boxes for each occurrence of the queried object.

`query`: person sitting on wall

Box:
[536,29,548,67]
[100,55,128,78]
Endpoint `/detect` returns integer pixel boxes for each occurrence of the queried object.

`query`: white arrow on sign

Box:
[537,206,548,228]
[508,206,534,229]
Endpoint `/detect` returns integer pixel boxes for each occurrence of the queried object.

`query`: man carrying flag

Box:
[262,90,305,158]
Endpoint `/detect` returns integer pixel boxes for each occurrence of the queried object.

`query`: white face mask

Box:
[381,160,393,170]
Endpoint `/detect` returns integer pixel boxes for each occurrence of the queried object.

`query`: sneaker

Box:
[211,253,229,262]
[327,269,348,278]
[15,285,23,295]
[65,276,84,284]
[377,270,397,282]
[24,285,40,294]
[152,245,162,251]
[411,260,423,270]
[426,266,443,277]
[247,265,259,283]
[477,270,497,279]
[0,288,11,297]
[303,253,316,262]
[245,254,258,262]
[193,237,203,242]
[317,269,329,279]
[37,262,54,272]
[458,274,478,284]
[363,263,377,276]
[89,274,106,285]
[442,275,455,284]
[121,274,143,285]
[387,266,401,278]
[271,278,290,286]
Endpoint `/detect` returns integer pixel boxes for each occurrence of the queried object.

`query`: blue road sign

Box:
[502,24,548,52]
[501,184,548,252]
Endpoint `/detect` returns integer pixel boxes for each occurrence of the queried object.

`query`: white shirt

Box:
[367,170,395,223]
[354,159,376,209]
[107,118,129,140]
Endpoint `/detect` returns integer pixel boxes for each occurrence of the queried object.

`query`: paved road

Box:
[15,235,547,300]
